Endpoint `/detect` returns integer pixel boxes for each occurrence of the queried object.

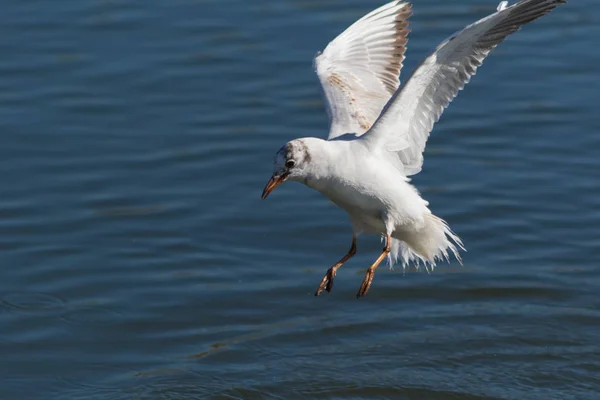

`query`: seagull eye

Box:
[285,160,296,169]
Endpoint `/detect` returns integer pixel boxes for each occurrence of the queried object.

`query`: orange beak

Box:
[261,173,288,200]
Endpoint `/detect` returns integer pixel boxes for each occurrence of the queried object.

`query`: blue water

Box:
[0,0,599,398]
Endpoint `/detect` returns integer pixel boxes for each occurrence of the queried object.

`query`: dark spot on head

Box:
[279,143,293,162]
[297,140,311,164]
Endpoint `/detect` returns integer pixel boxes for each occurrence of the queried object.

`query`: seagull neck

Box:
[302,139,344,189]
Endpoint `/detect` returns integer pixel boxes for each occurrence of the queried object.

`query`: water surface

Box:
[0,0,599,398]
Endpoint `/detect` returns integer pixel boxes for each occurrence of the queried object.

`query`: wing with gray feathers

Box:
[315,1,412,140]
[363,0,565,176]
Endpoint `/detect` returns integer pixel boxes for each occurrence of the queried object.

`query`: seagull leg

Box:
[356,234,391,298]
[315,236,357,296]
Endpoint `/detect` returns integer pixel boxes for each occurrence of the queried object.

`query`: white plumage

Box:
[315,1,411,138]
[262,0,565,298]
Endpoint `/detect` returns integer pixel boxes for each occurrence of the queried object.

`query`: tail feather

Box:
[386,214,465,271]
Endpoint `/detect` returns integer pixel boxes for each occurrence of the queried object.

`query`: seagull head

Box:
[261,139,314,200]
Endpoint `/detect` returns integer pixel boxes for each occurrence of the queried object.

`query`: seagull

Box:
[261,0,565,298]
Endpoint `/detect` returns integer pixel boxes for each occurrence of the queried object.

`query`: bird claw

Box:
[356,269,374,298]
[315,267,336,296]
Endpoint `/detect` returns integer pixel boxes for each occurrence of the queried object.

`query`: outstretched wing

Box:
[315,1,412,140]
[363,0,565,176]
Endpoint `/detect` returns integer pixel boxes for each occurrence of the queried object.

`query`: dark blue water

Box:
[0,0,598,398]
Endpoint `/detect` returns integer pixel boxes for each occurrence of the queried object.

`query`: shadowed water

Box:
[0,0,599,399]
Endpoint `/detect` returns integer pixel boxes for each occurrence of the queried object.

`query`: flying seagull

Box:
[261,0,565,298]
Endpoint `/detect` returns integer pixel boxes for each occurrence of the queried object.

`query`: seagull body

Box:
[261,0,565,297]
[290,137,450,262]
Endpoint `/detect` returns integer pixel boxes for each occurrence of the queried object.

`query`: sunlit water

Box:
[0,0,598,399]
